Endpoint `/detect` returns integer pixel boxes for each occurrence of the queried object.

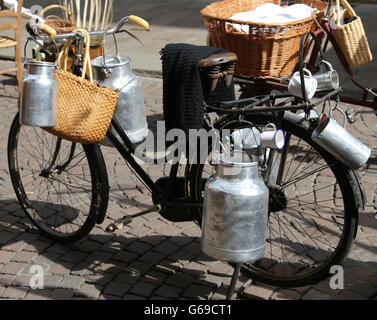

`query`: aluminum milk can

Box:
[20,61,58,127]
[201,152,269,263]
[91,54,148,145]
[311,117,371,170]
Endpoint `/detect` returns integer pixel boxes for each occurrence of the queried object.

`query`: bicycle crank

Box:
[106,204,161,232]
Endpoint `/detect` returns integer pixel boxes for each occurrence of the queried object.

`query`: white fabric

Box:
[228,3,314,34]
[3,0,18,11]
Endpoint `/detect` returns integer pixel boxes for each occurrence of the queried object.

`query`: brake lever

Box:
[116,29,144,45]
[25,37,54,57]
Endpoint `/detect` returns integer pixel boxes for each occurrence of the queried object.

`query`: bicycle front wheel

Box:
[7,113,109,243]
[185,111,360,287]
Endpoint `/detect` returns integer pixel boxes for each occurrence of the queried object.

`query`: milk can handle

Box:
[23,37,60,68]
[101,31,120,76]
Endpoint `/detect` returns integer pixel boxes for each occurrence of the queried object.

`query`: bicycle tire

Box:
[7,112,109,243]
[185,111,359,287]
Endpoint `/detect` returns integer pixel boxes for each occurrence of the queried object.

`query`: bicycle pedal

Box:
[106,215,133,232]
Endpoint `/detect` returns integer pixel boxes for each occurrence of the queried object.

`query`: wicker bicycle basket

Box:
[201,0,326,78]
[42,4,76,34]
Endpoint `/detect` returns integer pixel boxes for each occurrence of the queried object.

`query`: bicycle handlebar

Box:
[34,15,149,40]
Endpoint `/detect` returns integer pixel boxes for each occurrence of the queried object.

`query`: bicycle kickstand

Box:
[226,263,242,300]
[106,204,162,232]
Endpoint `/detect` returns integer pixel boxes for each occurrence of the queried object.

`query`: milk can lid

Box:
[91,54,130,68]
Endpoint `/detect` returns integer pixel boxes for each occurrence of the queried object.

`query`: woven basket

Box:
[332,0,372,68]
[44,29,119,144]
[201,0,326,78]
[42,4,76,34]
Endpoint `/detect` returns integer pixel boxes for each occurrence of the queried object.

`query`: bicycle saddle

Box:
[198,52,237,68]
[198,52,238,91]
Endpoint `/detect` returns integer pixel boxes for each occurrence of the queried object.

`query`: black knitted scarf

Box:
[160,43,235,133]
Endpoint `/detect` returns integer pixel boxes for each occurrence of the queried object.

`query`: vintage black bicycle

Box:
[7,16,365,288]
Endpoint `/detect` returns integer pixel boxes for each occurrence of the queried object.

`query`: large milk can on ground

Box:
[201,152,269,263]
[91,54,148,145]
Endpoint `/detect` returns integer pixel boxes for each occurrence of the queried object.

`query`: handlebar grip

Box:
[128,15,150,31]
[39,23,57,39]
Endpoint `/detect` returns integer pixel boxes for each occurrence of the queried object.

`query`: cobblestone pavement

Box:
[0,73,377,300]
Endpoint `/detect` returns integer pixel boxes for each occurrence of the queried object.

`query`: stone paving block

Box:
[211,285,228,300]
[165,272,196,289]
[46,243,70,255]
[182,226,201,238]
[96,262,124,275]
[99,242,124,254]
[33,252,61,265]
[334,290,368,300]
[114,272,141,285]
[153,241,180,255]
[0,286,29,299]
[0,231,18,245]
[76,284,103,299]
[127,225,152,238]
[140,232,168,246]
[48,262,75,275]
[11,251,38,263]
[0,261,28,275]
[0,274,16,286]
[60,250,88,263]
[155,224,182,237]
[194,273,224,289]
[86,273,115,286]
[0,250,16,264]
[168,250,196,266]
[43,275,64,288]
[51,288,75,300]
[129,281,157,297]
[348,281,377,299]
[271,289,302,300]
[208,262,234,276]
[104,281,131,297]
[139,251,164,265]
[242,284,275,300]
[167,235,193,247]
[12,275,32,287]
[312,279,343,296]
[154,284,183,299]
[127,260,154,275]
[2,233,40,252]
[181,261,208,277]
[154,260,182,275]
[183,284,213,300]
[73,240,104,253]
[302,289,334,300]
[143,270,168,285]
[84,251,114,265]
[112,250,139,263]
[126,241,153,255]
[24,240,52,253]
[24,289,52,300]
[58,275,85,290]
[70,262,96,276]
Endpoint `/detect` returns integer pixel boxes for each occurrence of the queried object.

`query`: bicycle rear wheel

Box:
[7,113,109,243]
[185,112,360,287]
